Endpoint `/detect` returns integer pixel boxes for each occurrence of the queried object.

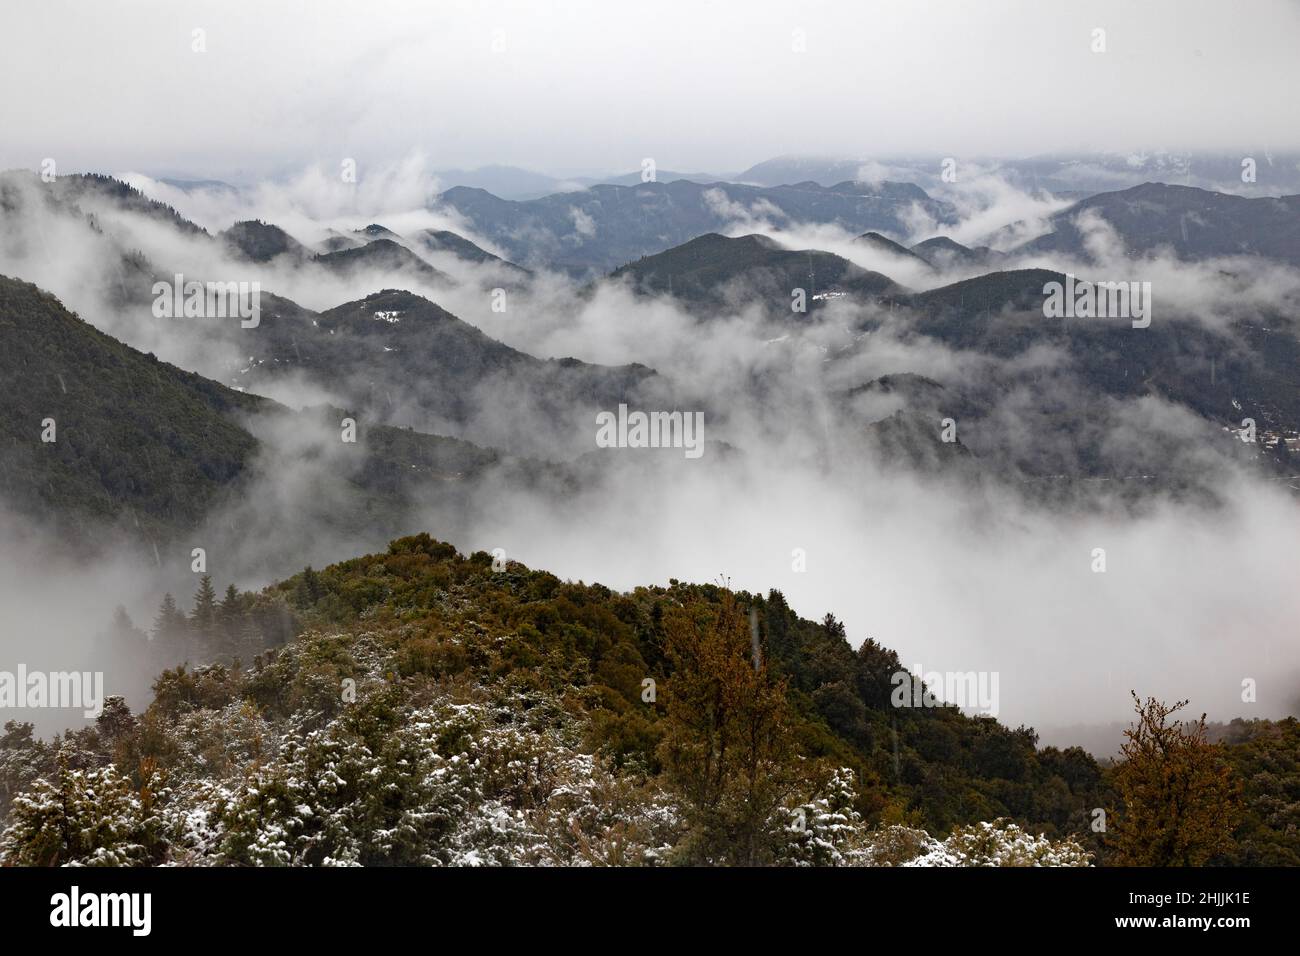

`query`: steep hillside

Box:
[0,275,263,537]
[0,278,555,545]
[7,532,1284,867]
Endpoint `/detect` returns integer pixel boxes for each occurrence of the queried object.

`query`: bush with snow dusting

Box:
[863,820,1091,867]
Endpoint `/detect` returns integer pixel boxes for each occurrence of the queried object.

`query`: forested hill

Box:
[0,276,558,550]
[0,275,264,538]
[3,531,1291,865]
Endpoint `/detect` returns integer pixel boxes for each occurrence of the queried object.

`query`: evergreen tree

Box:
[95,696,136,744]
[0,755,163,866]
[293,566,323,610]
[152,593,177,638]
[763,590,793,668]
[822,613,846,640]
[217,583,245,657]
[191,575,218,634]
[98,605,148,674]
[111,605,137,637]
[151,593,191,664]
[219,583,240,626]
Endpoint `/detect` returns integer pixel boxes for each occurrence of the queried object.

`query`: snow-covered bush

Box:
[773,773,1091,868]
[108,691,682,866]
[861,818,1092,867]
[779,767,870,866]
[0,758,168,866]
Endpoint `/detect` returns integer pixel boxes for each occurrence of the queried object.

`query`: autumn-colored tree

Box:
[1110,692,1241,866]
[657,593,799,865]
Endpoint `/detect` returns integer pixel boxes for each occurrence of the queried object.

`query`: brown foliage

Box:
[1110,693,1242,866]
[657,593,801,864]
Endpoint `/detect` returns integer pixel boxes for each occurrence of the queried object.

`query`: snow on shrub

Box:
[864,819,1092,867]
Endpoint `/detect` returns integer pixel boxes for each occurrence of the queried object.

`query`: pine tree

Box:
[293,566,323,610]
[151,593,178,640]
[191,575,218,633]
[822,613,846,640]
[219,583,240,625]
[150,593,191,665]
[111,605,136,636]
[95,696,136,743]
[99,605,148,674]
[217,583,244,657]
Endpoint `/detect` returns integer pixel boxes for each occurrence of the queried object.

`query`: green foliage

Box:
[0,534,1149,867]
[0,756,169,866]
[1210,717,1300,865]
[0,276,263,537]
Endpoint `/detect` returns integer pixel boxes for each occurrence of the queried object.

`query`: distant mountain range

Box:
[129,275,660,461]
[733,151,1300,196]
[143,150,1300,210]
[3,168,1298,534]
[217,218,529,279]
[429,164,727,199]
[858,268,1300,478]
[433,178,956,276]
[130,158,1300,279]
[1013,182,1300,265]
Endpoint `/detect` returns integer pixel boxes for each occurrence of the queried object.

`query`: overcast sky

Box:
[3,0,1298,180]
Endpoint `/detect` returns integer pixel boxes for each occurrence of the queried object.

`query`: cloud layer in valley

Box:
[1,158,1298,745]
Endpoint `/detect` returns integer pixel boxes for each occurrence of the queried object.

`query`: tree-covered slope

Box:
[0,275,264,536]
[2,532,1281,866]
[609,232,903,316]
[1017,182,1300,264]
[437,178,956,275]
[0,533,1106,865]
[0,278,559,545]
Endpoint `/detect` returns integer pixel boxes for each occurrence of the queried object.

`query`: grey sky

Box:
[2,0,1298,178]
